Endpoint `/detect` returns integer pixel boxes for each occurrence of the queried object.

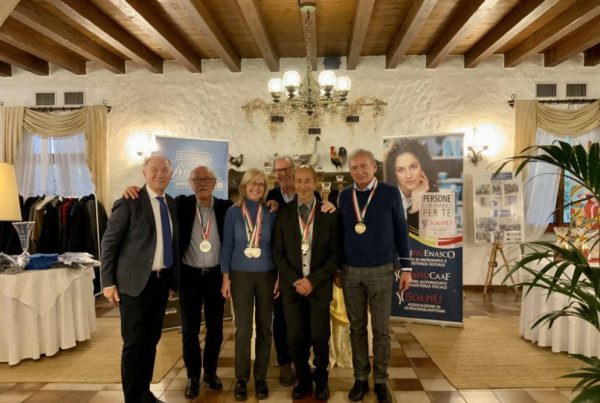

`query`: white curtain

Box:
[15,131,95,198]
[524,127,600,241]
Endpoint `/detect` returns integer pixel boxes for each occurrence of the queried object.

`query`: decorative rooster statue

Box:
[330,146,347,171]
[228,153,244,168]
[294,136,321,167]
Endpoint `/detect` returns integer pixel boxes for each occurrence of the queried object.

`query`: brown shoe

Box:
[278,364,294,386]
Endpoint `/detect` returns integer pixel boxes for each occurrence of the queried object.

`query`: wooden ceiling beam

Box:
[0,40,48,75]
[178,0,240,72]
[300,4,317,70]
[544,16,600,67]
[505,0,600,67]
[116,0,202,73]
[465,0,560,68]
[386,0,437,69]
[584,43,600,66]
[48,0,162,73]
[0,0,20,27]
[12,0,124,74]
[237,0,279,72]
[426,0,499,68]
[346,0,375,70]
[0,17,86,75]
[0,60,11,77]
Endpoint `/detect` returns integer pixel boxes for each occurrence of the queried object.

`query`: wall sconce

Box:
[467,144,488,166]
[129,132,158,160]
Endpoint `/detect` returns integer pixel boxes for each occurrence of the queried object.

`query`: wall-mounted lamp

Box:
[467,144,488,166]
[129,132,158,160]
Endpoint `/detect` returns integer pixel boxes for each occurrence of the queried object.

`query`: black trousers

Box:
[230,270,276,381]
[119,271,169,403]
[179,263,225,378]
[282,291,330,386]
[273,296,292,365]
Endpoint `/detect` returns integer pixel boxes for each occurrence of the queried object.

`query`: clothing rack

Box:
[30,192,102,261]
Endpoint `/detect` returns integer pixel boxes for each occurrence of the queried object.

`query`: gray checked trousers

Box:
[342,263,394,383]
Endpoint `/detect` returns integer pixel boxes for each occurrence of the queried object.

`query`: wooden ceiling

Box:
[1,0,600,77]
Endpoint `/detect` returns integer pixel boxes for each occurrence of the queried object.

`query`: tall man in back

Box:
[101,154,179,403]
[272,165,341,401]
[337,149,412,403]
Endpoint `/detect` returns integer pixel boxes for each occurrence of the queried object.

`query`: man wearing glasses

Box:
[122,166,232,399]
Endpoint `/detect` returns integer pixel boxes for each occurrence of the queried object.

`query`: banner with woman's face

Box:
[383,134,464,326]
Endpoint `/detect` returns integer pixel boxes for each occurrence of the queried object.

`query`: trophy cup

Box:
[9,221,35,273]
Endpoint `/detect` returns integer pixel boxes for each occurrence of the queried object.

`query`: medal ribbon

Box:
[298,204,316,243]
[196,201,213,241]
[242,202,263,248]
[352,179,378,224]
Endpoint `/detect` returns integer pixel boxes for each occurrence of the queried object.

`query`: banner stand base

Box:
[390,316,464,328]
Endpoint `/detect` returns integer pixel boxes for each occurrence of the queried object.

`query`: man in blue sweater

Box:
[336,149,412,403]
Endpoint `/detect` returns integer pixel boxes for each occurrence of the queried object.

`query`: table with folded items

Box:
[0,266,96,365]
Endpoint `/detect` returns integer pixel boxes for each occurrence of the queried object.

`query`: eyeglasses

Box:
[191,177,215,184]
[273,166,292,174]
[247,181,266,188]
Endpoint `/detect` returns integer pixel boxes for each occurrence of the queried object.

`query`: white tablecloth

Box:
[519,262,600,358]
[0,267,96,365]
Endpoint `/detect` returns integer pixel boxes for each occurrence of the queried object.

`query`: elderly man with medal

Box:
[336,149,412,403]
[273,165,342,401]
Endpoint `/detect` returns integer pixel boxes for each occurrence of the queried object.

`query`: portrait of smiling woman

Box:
[384,138,439,236]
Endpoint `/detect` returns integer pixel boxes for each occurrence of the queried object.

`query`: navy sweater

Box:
[339,182,411,269]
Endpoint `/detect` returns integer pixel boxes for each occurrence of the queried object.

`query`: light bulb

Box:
[318,70,336,87]
[268,78,283,93]
[335,76,351,91]
[283,70,301,87]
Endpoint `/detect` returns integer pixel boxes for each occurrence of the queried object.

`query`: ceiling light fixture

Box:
[266,1,351,116]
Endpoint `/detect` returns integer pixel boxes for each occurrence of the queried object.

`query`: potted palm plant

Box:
[496,140,600,402]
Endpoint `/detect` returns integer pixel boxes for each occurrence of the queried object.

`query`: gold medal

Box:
[251,247,262,258]
[199,240,212,253]
[301,240,310,255]
[355,222,366,234]
[244,247,253,258]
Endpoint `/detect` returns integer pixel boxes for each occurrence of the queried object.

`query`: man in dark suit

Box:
[175,166,232,398]
[122,165,232,399]
[101,154,180,403]
[272,165,342,401]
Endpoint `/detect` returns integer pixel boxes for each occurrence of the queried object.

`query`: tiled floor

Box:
[0,289,577,402]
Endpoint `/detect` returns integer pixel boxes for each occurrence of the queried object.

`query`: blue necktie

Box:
[157,196,173,268]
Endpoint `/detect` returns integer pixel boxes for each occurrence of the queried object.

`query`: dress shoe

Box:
[234,379,247,401]
[348,379,369,402]
[315,382,330,401]
[184,377,200,399]
[291,382,313,399]
[374,383,393,403]
[203,373,223,390]
[255,379,269,399]
[278,363,294,386]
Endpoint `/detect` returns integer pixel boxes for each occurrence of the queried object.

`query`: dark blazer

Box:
[101,185,180,296]
[175,194,233,256]
[273,199,342,303]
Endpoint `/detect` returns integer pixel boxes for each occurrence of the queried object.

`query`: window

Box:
[15,131,95,197]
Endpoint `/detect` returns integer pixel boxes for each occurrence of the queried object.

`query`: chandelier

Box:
[266,1,351,116]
